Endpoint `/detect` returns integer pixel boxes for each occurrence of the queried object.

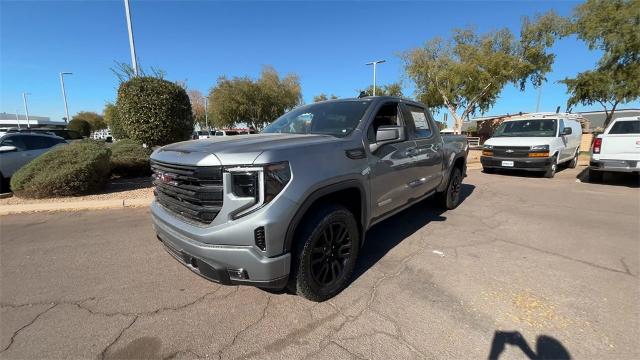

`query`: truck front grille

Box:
[492,146,531,158]
[151,160,223,225]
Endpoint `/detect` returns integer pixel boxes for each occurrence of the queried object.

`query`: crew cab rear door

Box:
[600,118,640,160]
[401,103,444,193]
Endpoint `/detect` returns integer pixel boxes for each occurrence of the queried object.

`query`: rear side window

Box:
[608,120,640,134]
[403,104,432,139]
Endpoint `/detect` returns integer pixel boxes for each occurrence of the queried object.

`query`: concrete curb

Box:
[0,197,152,216]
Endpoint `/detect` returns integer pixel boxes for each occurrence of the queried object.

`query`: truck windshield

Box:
[608,120,640,134]
[262,101,371,137]
[493,119,557,137]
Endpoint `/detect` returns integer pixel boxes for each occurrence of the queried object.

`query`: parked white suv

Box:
[481,113,583,178]
[588,116,640,182]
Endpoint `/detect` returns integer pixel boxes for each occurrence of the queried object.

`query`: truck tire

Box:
[568,151,579,169]
[288,204,360,302]
[0,173,7,194]
[438,167,463,210]
[544,157,557,178]
[588,169,603,183]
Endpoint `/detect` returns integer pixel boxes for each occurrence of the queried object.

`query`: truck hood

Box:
[484,137,554,147]
[152,133,341,166]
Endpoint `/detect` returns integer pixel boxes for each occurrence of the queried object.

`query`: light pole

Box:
[59,72,72,123]
[365,60,386,96]
[535,86,542,112]
[123,0,139,76]
[15,110,21,129]
[22,92,31,128]
[204,96,209,131]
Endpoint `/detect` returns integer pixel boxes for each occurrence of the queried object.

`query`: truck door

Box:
[401,103,445,195]
[367,101,418,220]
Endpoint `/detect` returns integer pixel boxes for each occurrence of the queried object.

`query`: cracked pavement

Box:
[1,167,638,359]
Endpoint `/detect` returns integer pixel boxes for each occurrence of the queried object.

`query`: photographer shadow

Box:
[488,331,571,360]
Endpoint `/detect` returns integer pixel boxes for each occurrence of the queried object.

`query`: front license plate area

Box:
[501,161,514,167]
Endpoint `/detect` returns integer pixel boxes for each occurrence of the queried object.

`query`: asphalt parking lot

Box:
[1,166,638,359]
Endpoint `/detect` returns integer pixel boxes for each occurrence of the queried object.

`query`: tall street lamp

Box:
[365,60,386,96]
[22,92,31,128]
[59,72,72,123]
[123,0,139,76]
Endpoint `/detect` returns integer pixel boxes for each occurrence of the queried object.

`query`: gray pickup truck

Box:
[151,96,468,301]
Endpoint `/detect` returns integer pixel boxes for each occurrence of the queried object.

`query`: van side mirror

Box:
[370,125,405,152]
[561,127,572,135]
[0,145,17,153]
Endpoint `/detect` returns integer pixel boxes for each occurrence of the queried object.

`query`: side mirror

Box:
[0,145,17,153]
[369,125,405,152]
[561,127,572,135]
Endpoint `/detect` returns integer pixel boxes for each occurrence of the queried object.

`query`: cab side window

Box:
[367,102,400,143]
[0,136,27,151]
[403,105,432,138]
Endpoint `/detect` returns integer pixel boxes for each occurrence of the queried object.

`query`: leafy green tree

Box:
[68,118,91,137]
[560,0,639,128]
[208,66,301,130]
[71,111,106,131]
[402,12,566,133]
[313,93,338,102]
[103,103,128,140]
[358,82,404,97]
[116,76,193,146]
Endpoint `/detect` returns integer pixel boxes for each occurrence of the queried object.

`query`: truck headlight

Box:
[482,145,493,156]
[530,145,549,151]
[264,162,291,204]
[227,162,291,218]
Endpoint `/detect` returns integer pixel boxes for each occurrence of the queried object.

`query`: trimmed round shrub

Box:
[104,103,128,140]
[110,139,152,177]
[116,76,193,146]
[68,118,91,137]
[10,141,111,198]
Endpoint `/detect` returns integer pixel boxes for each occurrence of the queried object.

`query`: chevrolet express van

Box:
[481,113,583,178]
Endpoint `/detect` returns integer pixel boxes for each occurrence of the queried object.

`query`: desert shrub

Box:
[104,103,128,140]
[68,119,91,137]
[116,76,193,146]
[10,141,111,198]
[110,139,152,177]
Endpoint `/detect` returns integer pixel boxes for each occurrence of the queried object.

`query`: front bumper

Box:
[152,201,290,289]
[589,159,640,173]
[481,156,554,171]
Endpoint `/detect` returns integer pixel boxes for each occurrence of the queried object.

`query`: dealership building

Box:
[0,112,66,129]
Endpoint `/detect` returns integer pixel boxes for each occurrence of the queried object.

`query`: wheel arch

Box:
[283,180,367,253]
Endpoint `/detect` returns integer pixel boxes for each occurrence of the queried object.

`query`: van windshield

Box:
[493,119,557,137]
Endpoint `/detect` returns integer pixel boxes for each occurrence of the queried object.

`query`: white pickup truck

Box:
[589,116,640,182]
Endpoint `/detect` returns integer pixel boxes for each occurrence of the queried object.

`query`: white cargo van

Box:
[588,116,640,182]
[481,113,583,178]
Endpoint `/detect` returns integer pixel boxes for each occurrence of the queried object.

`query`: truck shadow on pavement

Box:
[488,331,571,360]
[351,184,475,282]
[575,167,640,188]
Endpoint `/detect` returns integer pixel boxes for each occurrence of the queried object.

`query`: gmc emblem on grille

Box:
[506,149,514,153]
[155,171,178,186]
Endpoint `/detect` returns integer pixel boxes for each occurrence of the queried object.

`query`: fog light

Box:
[227,268,248,280]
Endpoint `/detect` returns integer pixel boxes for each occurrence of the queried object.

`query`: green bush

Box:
[10,141,111,198]
[104,103,128,140]
[110,139,152,177]
[116,76,193,146]
[68,119,91,137]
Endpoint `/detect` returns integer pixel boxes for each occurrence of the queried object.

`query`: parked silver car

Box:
[0,133,67,192]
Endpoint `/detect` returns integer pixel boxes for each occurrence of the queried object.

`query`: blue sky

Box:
[1,0,638,126]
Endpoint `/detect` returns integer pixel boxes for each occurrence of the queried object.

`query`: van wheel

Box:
[544,157,557,178]
[438,167,463,210]
[568,151,579,169]
[288,205,359,302]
